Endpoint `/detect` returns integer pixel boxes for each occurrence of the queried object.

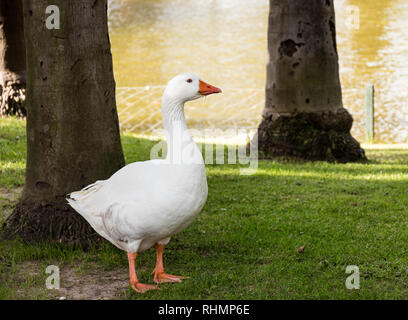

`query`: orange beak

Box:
[199,80,222,96]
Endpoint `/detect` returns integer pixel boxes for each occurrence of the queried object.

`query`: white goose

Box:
[67,74,221,293]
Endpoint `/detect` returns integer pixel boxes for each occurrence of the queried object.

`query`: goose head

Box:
[163,73,222,103]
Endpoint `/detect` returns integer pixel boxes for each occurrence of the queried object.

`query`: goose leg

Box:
[152,244,188,283]
[127,252,158,293]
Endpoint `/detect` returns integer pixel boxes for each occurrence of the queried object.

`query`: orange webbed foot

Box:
[152,271,189,284]
[130,281,159,293]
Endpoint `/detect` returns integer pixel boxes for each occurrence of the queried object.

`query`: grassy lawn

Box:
[1,116,408,299]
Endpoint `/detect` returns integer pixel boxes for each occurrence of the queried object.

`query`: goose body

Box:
[67,74,221,292]
[68,152,208,253]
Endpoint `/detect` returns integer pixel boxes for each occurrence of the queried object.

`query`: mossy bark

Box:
[3,0,125,245]
[0,0,26,117]
[254,0,365,162]
[255,108,365,162]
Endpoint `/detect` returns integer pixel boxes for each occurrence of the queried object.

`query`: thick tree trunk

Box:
[3,0,125,245]
[254,0,365,162]
[0,0,26,117]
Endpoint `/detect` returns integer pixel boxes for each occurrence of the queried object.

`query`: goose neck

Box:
[161,96,188,131]
[161,96,194,161]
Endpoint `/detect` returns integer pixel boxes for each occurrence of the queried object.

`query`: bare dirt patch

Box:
[55,264,129,300]
[11,261,129,300]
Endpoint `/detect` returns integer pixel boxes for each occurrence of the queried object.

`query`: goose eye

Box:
[186,79,192,83]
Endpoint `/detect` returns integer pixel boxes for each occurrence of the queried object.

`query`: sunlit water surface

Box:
[108,0,408,143]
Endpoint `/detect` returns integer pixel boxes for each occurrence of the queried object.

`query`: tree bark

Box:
[0,0,26,117]
[254,0,365,162]
[3,0,125,245]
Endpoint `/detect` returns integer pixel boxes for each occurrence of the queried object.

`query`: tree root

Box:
[253,108,366,163]
[2,202,102,248]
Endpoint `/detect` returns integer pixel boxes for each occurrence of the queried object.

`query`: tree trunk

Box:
[254,0,365,162]
[3,0,125,245]
[0,0,26,117]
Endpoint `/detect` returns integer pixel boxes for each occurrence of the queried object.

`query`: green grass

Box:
[0,117,26,188]
[1,116,408,299]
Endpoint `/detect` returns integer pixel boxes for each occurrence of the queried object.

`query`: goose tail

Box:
[67,180,106,217]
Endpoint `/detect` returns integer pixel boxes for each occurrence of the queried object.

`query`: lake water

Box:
[108,0,408,143]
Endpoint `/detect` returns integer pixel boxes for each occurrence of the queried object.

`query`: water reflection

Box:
[335,0,408,143]
[108,0,407,143]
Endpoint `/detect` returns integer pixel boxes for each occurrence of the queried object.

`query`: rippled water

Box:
[108,0,408,143]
